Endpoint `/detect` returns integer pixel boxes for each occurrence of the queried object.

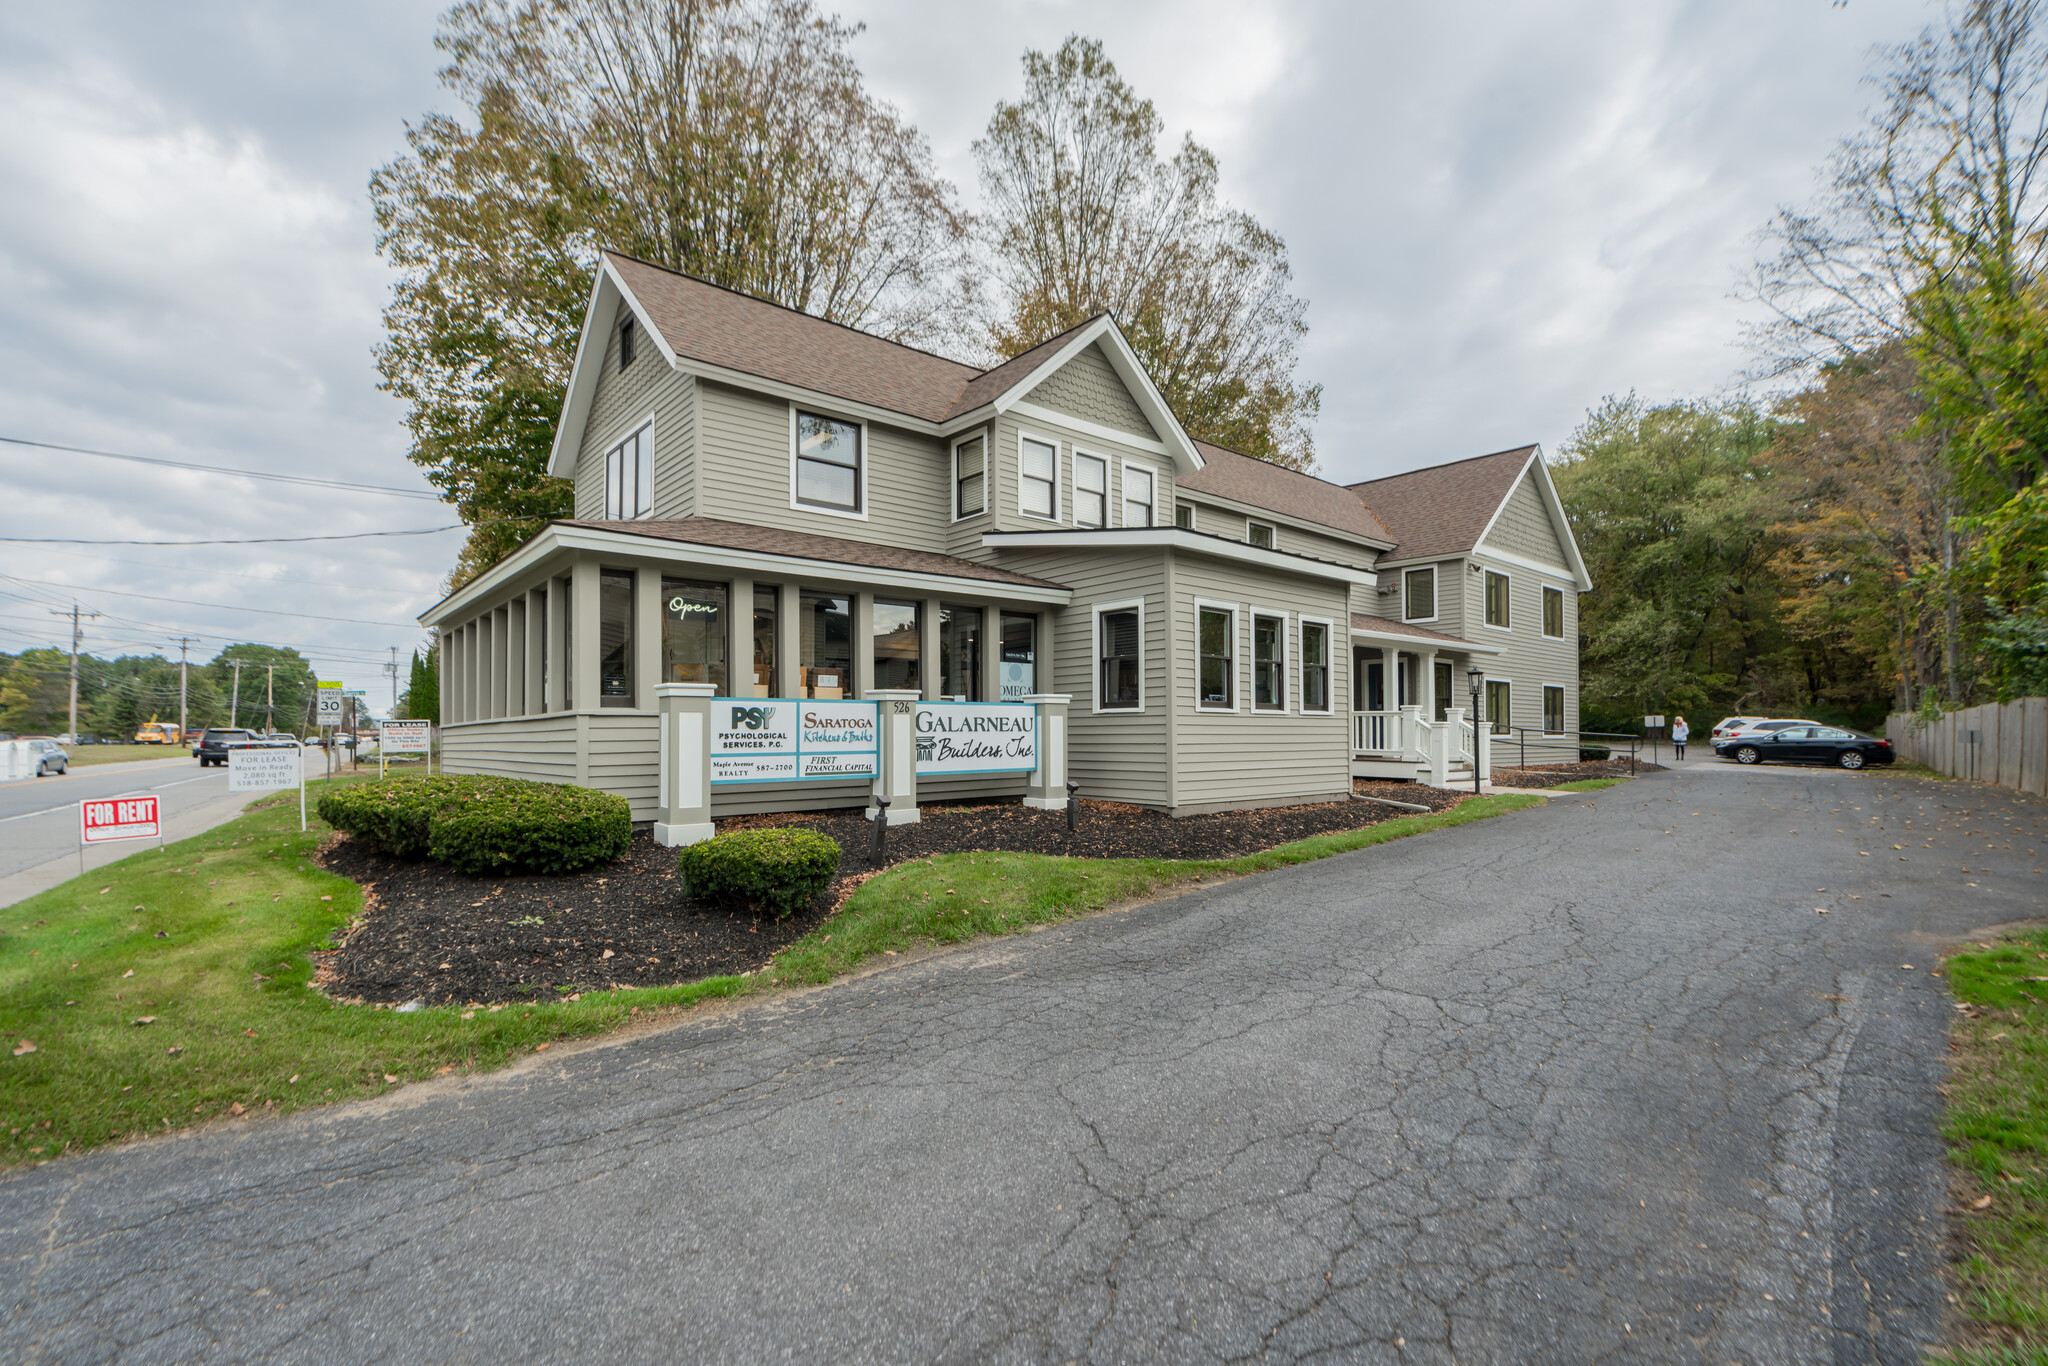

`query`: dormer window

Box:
[619,316,636,370]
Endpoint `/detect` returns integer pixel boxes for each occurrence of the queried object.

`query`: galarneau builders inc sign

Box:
[914,703,1037,776]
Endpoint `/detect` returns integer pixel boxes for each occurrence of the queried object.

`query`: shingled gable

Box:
[547,251,1204,477]
[1180,440,1393,545]
[1345,446,1536,560]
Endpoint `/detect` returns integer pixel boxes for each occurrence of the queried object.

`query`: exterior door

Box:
[1434,661,1452,722]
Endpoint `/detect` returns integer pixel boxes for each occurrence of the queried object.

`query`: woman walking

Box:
[1672,715,1689,760]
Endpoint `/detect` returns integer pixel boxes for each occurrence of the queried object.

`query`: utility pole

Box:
[264,664,276,734]
[386,646,400,715]
[176,637,193,741]
[48,604,101,748]
[225,658,247,729]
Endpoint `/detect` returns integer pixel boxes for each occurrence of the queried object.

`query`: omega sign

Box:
[915,702,1037,776]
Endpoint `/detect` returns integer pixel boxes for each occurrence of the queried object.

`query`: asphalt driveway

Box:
[5,765,2044,1363]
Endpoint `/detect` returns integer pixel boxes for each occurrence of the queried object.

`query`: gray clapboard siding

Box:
[1175,499,1378,571]
[1480,471,1570,569]
[694,380,950,552]
[981,412,1176,544]
[1024,343,1158,439]
[1467,552,1579,739]
[575,303,696,519]
[442,715,582,785]
[1167,554,1351,810]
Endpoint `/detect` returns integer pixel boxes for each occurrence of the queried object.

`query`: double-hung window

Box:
[1252,613,1285,710]
[954,435,985,519]
[1123,465,1154,526]
[1486,680,1511,735]
[1098,606,1141,709]
[1484,570,1511,628]
[1403,567,1436,622]
[1197,605,1234,708]
[1074,453,1107,527]
[1300,621,1330,713]
[604,424,652,519]
[1542,586,1565,638]
[795,411,862,513]
[1020,436,1058,519]
[1543,685,1565,735]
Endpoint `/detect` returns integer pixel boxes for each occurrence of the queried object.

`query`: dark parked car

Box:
[1716,725,1895,770]
[193,728,296,766]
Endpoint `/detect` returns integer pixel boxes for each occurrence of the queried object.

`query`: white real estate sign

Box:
[709,700,878,784]
[915,702,1037,776]
[228,747,300,792]
[380,721,433,753]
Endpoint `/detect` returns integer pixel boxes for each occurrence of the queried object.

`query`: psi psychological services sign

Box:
[914,702,1037,776]
[709,700,878,783]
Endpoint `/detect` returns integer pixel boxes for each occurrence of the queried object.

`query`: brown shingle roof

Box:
[1346,446,1535,560]
[607,251,1105,427]
[1348,613,1478,645]
[559,516,1068,590]
[1181,441,1392,544]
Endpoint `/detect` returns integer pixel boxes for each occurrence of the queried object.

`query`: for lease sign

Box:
[915,703,1036,776]
[380,720,433,753]
[228,747,300,792]
[710,700,878,784]
[81,795,160,844]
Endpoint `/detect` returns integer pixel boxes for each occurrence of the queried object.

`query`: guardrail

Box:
[1491,728,1644,774]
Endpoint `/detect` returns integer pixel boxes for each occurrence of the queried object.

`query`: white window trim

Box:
[951,430,989,523]
[1541,684,1567,736]
[1174,501,1195,530]
[1246,519,1277,550]
[1482,568,1514,632]
[1192,596,1239,713]
[1540,584,1566,639]
[1092,596,1145,714]
[1298,615,1335,714]
[788,403,870,522]
[1248,605,1291,714]
[1072,447,1110,529]
[1484,676,1512,732]
[1017,430,1063,524]
[600,414,657,520]
[1119,459,1158,529]
[1402,566,1439,624]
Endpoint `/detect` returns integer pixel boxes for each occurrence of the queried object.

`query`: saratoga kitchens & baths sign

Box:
[914,702,1037,776]
[709,700,878,784]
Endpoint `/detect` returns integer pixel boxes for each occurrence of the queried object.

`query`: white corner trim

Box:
[788,402,870,522]
[1092,596,1146,714]
[1192,596,1241,712]
[1007,401,1170,456]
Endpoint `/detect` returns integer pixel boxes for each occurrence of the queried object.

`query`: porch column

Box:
[462,621,477,722]
[653,682,716,847]
[506,598,526,716]
[920,596,942,700]
[981,601,1004,702]
[866,689,920,824]
[438,630,455,724]
[853,591,875,697]
[524,589,544,715]
[544,577,568,712]
[727,575,753,698]
[777,582,801,698]
[570,559,601,712]
[1475,717,1492,782]
[1420,650,1437,720]
[1040,607,1057,699]
[635,566,663,707]
[1022,693,1071,809]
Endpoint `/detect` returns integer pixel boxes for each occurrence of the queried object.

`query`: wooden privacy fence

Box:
[1885,699,2048,796]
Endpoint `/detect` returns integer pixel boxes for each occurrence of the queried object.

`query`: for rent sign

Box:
[915,702,1037,776]
[709,700,878,783]
[81,795,160,844]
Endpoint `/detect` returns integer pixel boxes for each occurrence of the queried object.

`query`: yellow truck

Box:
[134,720,182,746]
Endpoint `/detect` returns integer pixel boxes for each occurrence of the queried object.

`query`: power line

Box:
[0,572,420,630]
[0,526,466,546]
[17,546,434,600]
[0,435,444,500]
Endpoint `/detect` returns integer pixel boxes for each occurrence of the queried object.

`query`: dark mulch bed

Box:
[316,787,1469,1006]
[1486,758,1665,789]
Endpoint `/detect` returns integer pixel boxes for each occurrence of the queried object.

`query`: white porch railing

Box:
[1351,705,1491,786]
[1353,709,1400,752]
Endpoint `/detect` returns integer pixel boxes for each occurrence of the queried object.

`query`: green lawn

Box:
[4,785,1542,1166]
[1941,931,2048,1360]
[65,744,194,767]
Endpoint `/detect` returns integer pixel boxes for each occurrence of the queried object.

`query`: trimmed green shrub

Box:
[317,774,630,876]
[1579,745,1612,762]
[678,827,841,918]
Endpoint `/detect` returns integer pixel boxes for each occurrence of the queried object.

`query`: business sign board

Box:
[380,721,433,754]
[228,747,300,792]
[709,700,878,784]
[316,680,345,722]
[1643,715,1666,729]
[915,702,1037,776]
[81,795,160,844]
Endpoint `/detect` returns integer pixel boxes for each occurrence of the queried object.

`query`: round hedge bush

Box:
[317,774,630,876]
[677,827,841,918]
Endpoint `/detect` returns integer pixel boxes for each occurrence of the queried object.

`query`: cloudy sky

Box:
[0,0,1932,692]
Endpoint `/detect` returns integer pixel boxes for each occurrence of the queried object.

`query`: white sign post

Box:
[378,720,433,779]
[229,745,306,831]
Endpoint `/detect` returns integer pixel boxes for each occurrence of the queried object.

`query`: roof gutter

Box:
[982,527,1376,587]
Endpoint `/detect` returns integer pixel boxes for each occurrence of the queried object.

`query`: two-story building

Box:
[421,251,1592,819]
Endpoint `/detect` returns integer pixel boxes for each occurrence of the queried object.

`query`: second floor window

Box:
[1403,567,1435,621]
[1020,436,1058,519]
[604,424,652,519]
[795,411,861,512]
[1247,521,1274,549]
[1175,503,1193,529]
[1484,570,1511,628]
[619,316,636,369]
[1543,585,1564,638]
[1123,466,1154,526]
[954,435,985,519]
[1074,453,1106,527]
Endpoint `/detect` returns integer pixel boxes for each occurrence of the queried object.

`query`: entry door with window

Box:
[1434,661,1452,722]
[1355,650,1384,712]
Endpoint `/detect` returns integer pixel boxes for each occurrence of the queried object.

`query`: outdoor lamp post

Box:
[1466,664,1484,794]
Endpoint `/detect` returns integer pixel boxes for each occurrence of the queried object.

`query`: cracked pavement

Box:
[5,764,2044,1363]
